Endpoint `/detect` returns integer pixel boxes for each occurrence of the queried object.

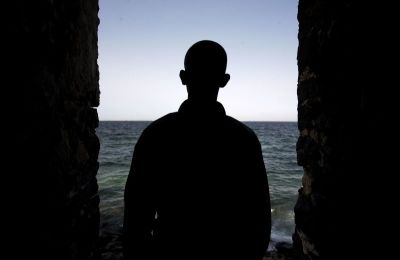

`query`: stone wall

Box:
[294,1,391,259]
[5,1,394,259]
[5,1,100,259]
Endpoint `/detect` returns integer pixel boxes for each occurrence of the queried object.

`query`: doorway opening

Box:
[96,0,300,254]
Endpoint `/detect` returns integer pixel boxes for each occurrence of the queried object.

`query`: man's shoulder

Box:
[142,112,180,135]
[224,116,259,141]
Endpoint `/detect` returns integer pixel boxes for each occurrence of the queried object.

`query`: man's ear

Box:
[219,74,230,88]
[179,70,187,85]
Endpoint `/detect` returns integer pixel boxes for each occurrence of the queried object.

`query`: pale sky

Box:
[98,0,298,121]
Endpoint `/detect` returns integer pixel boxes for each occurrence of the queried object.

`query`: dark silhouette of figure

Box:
[123,40,271,260]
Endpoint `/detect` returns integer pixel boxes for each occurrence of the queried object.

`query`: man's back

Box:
[124,100,271,260]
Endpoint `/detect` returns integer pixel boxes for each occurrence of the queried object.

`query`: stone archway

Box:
[7,1,392,259]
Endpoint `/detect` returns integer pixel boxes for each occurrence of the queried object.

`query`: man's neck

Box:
[179,99,226,117]
[187,95,218,104]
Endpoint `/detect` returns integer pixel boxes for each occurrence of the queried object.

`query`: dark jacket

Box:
[123,100,271,260]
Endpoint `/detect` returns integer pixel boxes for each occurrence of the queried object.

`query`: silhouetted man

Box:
[123,40,271,260]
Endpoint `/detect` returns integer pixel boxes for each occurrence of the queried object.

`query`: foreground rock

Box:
[97,229,294,260]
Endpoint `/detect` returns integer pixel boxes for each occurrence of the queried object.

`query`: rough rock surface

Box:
[5,1,100,259]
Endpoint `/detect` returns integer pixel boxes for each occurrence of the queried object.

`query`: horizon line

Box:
[99,119,298,123]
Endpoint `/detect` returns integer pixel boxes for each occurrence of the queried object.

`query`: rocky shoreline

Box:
[96,230,295,260]
[264,242,295,260]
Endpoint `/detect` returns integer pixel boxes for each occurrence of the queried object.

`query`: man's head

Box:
[180,40,230,102]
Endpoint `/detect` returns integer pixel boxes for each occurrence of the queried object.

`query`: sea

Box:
[97,121,302,250]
